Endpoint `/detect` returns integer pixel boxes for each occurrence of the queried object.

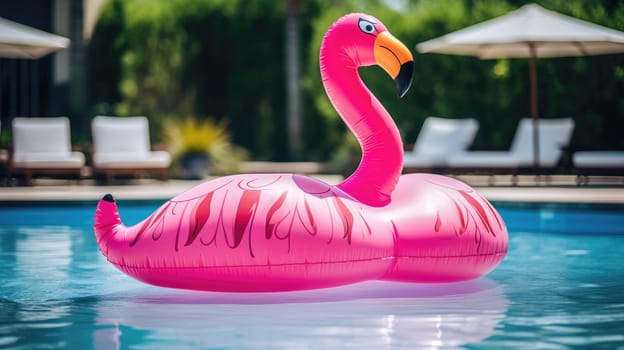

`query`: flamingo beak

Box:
[374,31,414,98]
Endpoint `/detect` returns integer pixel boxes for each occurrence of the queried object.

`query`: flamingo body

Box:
[94,173,506,292]
[93,13,508,292]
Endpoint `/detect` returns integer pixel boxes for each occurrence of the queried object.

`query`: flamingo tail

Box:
[94,194,124,246]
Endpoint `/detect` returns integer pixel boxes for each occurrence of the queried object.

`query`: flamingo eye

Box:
[358,18,376,35]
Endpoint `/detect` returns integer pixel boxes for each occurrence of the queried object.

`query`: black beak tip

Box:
[395,61,413,98]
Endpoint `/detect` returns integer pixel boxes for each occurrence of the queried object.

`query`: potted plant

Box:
[164,116,231,179]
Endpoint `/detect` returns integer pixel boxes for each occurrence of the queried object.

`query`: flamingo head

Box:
[325,13,414,97]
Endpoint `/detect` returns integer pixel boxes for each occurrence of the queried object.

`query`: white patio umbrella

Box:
[0,16,69,59]
[417,3,624,171]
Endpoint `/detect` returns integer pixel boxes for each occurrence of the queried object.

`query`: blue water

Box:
[0,200,623,349]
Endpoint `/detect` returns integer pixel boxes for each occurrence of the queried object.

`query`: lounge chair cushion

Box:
[403,117,479,168]
[573,151,624,168]
[93,151,171,168]
[12,152,86,168]
[447,118,575,169]
[446,152,522,168]
[92,116,151,154]
[403,153,451,168]
[12,117,86,169]
[92,116,171,169]
[508,118,575,167]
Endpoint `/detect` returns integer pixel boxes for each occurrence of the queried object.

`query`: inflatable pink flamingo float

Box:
[94,13,508,292]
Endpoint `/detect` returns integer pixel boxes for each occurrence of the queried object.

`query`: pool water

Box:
[0,201,623,349]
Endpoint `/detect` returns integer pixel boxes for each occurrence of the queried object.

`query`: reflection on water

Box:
[0,225,508,349]
[92,280,508,350]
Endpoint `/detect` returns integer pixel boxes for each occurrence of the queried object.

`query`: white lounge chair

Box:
[91,116,171,183]
[447,118,575,177]
[403,116,479,172]
[573,151,624,184]
[10,117,86,184]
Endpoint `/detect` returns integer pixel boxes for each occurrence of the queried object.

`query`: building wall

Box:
[0,0,101,139]
[0,0,62,129]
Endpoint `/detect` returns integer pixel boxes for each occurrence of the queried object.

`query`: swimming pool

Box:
[1,200,623,349]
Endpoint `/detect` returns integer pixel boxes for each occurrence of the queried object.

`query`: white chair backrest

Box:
[510,118,575,166]
[92,116,151,154]
[412,117,479,156]
[12,117,72,155]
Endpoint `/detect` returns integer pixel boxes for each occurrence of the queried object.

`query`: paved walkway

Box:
[1,175,623,204]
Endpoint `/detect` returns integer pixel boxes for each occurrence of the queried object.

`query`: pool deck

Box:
[1,174,623,204]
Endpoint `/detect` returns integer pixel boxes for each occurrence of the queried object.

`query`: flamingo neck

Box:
[320,42,403,207]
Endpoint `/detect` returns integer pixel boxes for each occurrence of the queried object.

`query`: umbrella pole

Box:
[529,45,539,177]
